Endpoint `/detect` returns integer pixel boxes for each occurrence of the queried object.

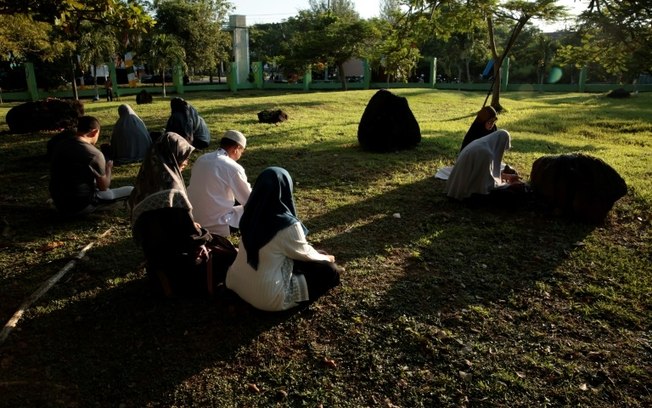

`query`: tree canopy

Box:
[151,0,231,74]
[557,0,651,82]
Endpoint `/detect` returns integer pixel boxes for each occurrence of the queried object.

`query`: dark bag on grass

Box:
[257,109,288,124]
[530,153,627,223]
[357,89,421,152]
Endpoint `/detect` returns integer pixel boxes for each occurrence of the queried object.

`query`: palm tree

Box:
[78,24,118,100]
[147,34,186,97]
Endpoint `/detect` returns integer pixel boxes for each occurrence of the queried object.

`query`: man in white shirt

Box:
[187,130,251,236]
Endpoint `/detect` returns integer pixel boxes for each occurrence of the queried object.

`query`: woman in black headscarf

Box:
[129,132,221,296]
[459,106,498,152]
[226,167,342,311]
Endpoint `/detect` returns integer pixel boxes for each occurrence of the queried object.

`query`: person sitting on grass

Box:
[445,130,523,202]
[129,132,235,297]
[226,167,343,312]
[187,130,251,238]
[459,105,498,152]
[165,97,211,150]
[106,104,152,164]
[49,115,133,217]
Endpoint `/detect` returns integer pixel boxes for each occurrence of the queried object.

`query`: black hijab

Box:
[460,106,497,152]
[240,167,307,269]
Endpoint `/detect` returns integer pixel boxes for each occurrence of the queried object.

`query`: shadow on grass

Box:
[306,175,596,318]
[1,238,305,406]
[0,115,611,406]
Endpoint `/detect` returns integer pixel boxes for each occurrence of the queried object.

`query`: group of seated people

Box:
[128,132,343,311]
[48,104,343,312]
[47,98,523,312]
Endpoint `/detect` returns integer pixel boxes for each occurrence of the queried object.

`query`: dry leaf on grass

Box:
[39,241,64,252]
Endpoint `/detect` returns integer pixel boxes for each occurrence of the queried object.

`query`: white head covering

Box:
[222,130,246,149]
[444,130,511,200]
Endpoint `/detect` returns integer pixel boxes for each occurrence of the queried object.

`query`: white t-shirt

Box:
[226,222,332,311]
[187,148,251,236]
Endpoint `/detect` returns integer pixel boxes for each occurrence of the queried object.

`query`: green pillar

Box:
[24,62,39,101]
[303,66,312,91]
[578,66,587,92]
[228,62,238,92]
[500,57,510,90]
[108,62,119,99]
[252,61,263,89]
[430,57,437,88]
[173,65,184,94]
[362,59,371,89]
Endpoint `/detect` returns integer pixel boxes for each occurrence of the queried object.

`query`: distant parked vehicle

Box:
[141,74,172,84]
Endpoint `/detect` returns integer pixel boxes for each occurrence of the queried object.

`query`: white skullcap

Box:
[222,129,247,148]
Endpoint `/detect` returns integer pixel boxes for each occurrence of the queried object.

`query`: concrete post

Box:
[303,66,312,91]
[108,62,119,99]
[362,59,371,89]
[230,15,249,85]
[228,62,238,92]
[24,63,39,101]
[252,61,263,89]
[579,66,587,92]
[173,64,184,94]
[501,57,510,90]
[430,57,437,88]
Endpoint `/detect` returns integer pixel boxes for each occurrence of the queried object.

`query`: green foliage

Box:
[283,9,375,89]
[152,0,231,73]
[0,14,71,63]
[557,0,652,82]
[309,0,360,20]
[143,33,186,96]
[366,13,423,83]
[77,22,119,96]
[249,23,287,65]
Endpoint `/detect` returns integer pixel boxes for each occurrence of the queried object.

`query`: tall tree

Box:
[284,7,374,89]
[402,0,565,110]
[485,0,566,110]
[145,33,186,97]
[78,23,119,99]
[367,16,422,83]
[152,0,232,77]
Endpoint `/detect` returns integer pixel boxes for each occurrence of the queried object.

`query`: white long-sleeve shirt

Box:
[226,222,332,311]
[187,148,251,236]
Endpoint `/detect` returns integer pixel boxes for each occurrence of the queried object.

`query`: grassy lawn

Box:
[0,89,650,407]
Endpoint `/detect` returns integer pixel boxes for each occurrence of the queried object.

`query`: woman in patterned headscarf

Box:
[226,167,343,312]
[129,132,216,296]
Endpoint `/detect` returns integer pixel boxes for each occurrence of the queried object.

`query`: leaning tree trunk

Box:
[487,16,529,112]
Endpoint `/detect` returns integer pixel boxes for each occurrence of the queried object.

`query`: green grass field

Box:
[0,89,650,407]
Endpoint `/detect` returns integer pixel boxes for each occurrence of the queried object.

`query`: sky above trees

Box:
[233,0,584,30]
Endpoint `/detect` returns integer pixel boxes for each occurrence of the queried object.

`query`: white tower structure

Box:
[229,15,249,84]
